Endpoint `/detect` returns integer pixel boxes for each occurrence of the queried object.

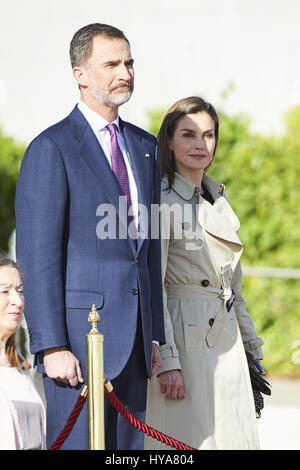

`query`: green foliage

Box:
[212,109,300,269]
[147,108,168,137]
[243,276,300,377]
[147,103,300,378]
[0,127,25,254]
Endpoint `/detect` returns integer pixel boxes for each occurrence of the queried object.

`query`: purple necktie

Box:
[107,123,134,223]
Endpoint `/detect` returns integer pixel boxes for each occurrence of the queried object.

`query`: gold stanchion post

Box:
[86,304,105,450]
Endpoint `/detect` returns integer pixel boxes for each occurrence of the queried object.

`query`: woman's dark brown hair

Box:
[0,258,30,369]
[158,96,219,190]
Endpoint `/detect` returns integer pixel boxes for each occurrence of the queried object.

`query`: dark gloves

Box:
[246,351,271,418]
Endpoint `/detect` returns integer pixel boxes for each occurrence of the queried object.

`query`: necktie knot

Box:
[107,122,117,137]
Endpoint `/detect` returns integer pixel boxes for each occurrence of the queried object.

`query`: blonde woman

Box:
[0,258,46,450]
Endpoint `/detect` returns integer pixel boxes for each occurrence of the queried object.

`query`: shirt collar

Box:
[77,100,120,134]
[165,172,224,202]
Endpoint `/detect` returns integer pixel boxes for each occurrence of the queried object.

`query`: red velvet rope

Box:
[105,390,196,451]
[49,389,197,451]
[49,394,87,450]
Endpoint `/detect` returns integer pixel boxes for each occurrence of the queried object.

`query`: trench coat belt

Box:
[166,284,233,348]
[167,283,232,298]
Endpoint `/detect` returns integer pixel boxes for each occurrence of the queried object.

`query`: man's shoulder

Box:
[41,117,70,141]
[120,119,157,145]
[28,106,79,147]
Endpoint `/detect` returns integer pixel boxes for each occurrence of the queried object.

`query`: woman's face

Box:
[169,111,216,177]
[0,266,24,341]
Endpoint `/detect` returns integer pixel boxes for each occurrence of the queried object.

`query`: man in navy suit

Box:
[15,23,165,450]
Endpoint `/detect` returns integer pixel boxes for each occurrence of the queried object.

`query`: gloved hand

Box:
[246,351,271,418]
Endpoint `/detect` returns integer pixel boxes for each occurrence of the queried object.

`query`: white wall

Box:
[0,0,299,144]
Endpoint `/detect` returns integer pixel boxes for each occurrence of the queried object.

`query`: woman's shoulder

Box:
[160,181,182,209]
[202,174,225,202]
[161,176,169,191]
[160,177,172,203]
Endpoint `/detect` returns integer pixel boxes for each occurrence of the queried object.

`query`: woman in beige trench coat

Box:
[145,97,264,450]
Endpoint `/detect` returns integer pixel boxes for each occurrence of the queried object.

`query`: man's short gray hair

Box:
[69,23,129,68]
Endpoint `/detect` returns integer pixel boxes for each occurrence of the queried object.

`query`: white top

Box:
[0,367,46,450]
[77,100,139,227]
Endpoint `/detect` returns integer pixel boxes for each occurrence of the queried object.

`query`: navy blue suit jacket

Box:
[15,105,165,381]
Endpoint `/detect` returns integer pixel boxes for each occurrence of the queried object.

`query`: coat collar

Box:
[166,172,225,202]
[163,171,242,248]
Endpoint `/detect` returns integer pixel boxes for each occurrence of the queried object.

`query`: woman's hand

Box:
[158,369,185,400]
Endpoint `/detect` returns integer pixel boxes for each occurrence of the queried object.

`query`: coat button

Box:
[209,318,214,327]
[201,279,210,287]
[131,289,139,295]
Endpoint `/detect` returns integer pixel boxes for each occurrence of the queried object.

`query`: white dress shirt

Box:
[77,101,138,227]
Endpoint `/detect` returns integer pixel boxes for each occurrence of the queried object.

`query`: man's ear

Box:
[73,66,88,88]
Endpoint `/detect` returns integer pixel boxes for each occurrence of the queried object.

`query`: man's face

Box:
[83,35,134,108]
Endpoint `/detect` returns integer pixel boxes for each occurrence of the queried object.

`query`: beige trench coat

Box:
[145,173,264,450]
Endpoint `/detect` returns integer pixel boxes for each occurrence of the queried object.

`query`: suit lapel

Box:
[69,106,131,240]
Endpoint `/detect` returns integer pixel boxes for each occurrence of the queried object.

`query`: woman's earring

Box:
[169,147,174,160]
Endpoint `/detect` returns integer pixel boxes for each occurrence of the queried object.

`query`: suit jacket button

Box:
[209,318,215,327]
[201,279,210,287]
[131,289,139,295]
